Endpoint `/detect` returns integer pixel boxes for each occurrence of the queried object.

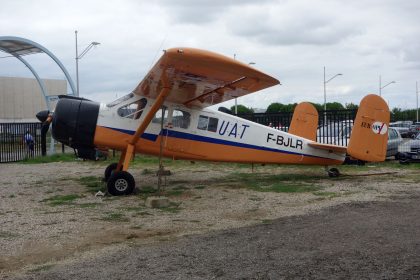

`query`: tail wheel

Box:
[107,171,135,196]
[328,168,340,178]
[104,163,122,182]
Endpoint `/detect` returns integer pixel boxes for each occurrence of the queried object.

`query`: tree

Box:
[310,102,324,112]
[325,102,344,110]
[266,102,296,113]
[345,103,359,110]
[230,104,254,114]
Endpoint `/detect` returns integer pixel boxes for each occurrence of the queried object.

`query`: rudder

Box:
[347,94,390,162]
[288,102,318,141]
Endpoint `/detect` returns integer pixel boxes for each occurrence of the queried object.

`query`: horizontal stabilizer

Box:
[308,142,347,154]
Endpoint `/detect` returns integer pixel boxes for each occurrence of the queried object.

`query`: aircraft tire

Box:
[104,163,121,182]
[328,168,340,178]
[107,171,135,196]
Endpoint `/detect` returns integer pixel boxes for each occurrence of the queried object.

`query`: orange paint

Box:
[94,126,343,166]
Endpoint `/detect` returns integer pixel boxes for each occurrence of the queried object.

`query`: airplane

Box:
[36,48,390,196]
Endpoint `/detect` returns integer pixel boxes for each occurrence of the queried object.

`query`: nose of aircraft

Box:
[51,97,100,154]
[36,110,50,123]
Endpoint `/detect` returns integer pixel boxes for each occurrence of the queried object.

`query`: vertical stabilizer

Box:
[288,102,318,141]
[347,94,390,162]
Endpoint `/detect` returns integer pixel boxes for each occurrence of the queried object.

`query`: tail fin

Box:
[347,94,390,162]
[288,102,318,141]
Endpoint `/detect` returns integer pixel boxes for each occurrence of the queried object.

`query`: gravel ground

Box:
[8,193,420,279]
[0,160,419,278]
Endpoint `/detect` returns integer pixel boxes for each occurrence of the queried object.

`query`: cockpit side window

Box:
[117,98,147,120]
[172,109,191,129]
[152,106,169,124]
[107,93,134,108]
[197,115,218,132]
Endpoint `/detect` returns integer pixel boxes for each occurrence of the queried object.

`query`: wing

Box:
[132,48,280,108]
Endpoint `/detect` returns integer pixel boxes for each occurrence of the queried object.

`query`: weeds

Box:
[222,172,323,193]
[0,231,18,239]
[159,202,182,213]
[30,264,55,272]
[41,194,82,206]
[78,176,105,193]
[100,212,130,222]
[22,153,76,164]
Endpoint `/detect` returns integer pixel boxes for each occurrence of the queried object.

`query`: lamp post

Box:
[323,66,342,124]
[416,81,419,123]
[75,30,100,97]
[379,75,395,97]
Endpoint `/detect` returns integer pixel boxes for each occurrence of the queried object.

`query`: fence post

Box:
[41,123,48,156]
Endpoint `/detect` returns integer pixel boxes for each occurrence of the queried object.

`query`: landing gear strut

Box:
[104,162,121,181]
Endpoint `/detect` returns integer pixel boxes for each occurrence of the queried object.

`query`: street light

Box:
[75,30,100,97]
[416,81,419,122]
[379,75,395,96]
[323,66,343,124]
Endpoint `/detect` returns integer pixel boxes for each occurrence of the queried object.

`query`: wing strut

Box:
[117,76,171,172]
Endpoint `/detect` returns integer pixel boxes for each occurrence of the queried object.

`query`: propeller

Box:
[36,110,53,135]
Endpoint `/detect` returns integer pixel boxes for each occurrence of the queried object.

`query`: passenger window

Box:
[198,115,209,130]
[117,98,147,120]
[197,115,218,132]
[172,109,191,129]
[152,106,168,124]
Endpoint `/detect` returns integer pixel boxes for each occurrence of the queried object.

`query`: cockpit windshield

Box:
[106,93,135,108]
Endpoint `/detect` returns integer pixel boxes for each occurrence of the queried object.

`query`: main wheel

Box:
[104,163,122,182]
[107,171,135,196]
[328,167,340,178]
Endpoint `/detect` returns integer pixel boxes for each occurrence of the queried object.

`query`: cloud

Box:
[225,1,364,46]
[155,0,269,24]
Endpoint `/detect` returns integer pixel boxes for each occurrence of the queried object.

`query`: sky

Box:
[0,0,419,110]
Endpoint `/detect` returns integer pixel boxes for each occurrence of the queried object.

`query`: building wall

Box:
[0,76,67,122]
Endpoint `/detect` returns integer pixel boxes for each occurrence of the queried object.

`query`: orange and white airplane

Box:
[37,48,390,195]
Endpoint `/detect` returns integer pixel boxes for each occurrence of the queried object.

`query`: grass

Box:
[0,231,18,239]
[261,219,273,224]
[313,191,341,199]
[100,212,130,222]
[137,185,159,199]
[21,153,77,164]
[77,202,101,208]
[41,194,82,206]
[78,176,105,193]
[159,202,182,213]
[222,172,323,193]
[29,264,55,272]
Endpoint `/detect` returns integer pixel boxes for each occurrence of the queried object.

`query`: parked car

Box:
[399,133,420,163]
[390,121,413,138]
[387,127,403,158]
[317,123,403,159]
[409,122,420,138]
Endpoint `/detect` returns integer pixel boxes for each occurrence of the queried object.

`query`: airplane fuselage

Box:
[93,94,345,165]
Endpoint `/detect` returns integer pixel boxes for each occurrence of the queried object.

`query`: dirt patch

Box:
[0,160,419,277]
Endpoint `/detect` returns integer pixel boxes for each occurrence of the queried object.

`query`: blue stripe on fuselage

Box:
[102,126,335,160]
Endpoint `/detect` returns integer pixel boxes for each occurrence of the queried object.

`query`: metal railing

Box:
[238,109,357,147]
[0,122,42,163]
